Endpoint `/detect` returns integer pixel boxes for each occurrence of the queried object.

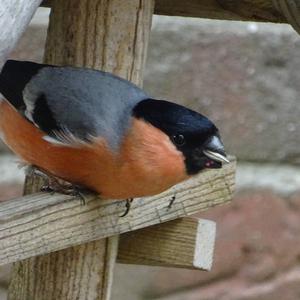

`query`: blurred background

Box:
[1,7,300,300]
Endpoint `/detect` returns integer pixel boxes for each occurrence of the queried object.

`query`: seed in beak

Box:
[203,149,230,164]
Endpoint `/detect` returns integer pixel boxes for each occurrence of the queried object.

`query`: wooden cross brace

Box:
[41,0,300,26]
[0,1,236,299]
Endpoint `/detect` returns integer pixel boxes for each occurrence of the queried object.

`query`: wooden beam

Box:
[42,0,286,23]
[155,0,285,22]
[0,161,235,267]
[0,0,42,68]
[8,1,154,300]
[272,0,300,34]
[118,218,216,271]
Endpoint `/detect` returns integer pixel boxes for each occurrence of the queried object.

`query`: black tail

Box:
[0,60,44,109]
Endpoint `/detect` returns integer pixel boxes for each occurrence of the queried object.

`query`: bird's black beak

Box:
[203,135,229,165]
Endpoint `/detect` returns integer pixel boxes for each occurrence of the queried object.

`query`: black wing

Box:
[0,60,148,149]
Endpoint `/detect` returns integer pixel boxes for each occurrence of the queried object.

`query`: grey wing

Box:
[23,66,148,150]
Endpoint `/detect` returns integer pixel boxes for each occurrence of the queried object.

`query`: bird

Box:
[0,59,229,201]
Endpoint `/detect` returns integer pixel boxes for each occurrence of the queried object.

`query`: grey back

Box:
[24,66,148,150]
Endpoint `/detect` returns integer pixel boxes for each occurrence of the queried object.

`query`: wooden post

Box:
[8,1,154,299]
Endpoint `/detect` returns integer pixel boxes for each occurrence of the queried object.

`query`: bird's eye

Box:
[172,134,185,146]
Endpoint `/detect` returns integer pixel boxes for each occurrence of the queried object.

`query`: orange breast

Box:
[0,100,188,199]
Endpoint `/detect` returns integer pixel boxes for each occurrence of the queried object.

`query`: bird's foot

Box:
[120,198,134,217]
[25,165,88,204]
[24,165,93,204]
[41,180,88,204]
[167,195,176,209]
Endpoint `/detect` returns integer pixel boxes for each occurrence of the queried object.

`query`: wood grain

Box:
[1,161,235,267]
[8,1,154,300]
[272,0,300,34]
[41,0,287,23]
[8,237,118,300]
[43,0,153,86]
[118,217,216,270]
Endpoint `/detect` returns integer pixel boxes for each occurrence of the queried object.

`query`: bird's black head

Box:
[133,99,229,175]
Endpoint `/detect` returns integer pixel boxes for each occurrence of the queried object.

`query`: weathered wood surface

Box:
[272,0,300,34]
[118,217,216,271]
[9,237,119,300]
[42,0,287,23]
[8,1,154,300]
[0,0,42,69]
[1,161,235,267]
[43,0,152,86]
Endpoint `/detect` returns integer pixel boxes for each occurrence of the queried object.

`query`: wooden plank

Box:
[0,160,235,267]
[155,0,284,22]
[118,218,216,271]
[42,0,286,23]
[7,1,154,300]
[0,0,42,68]
[273,0,300,34]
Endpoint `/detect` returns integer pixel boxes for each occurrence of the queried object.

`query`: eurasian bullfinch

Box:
[0,60,229,200]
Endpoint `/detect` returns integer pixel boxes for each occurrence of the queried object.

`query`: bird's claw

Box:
[167,195,176,209]
[40,185,56,195]
[30,165,88,204]
[41,182,87,204]
[120,198,134,217]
